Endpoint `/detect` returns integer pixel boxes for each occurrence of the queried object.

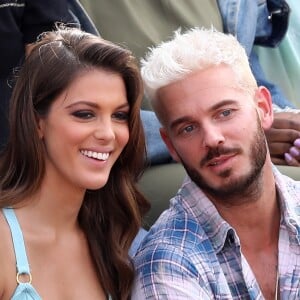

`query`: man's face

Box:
[157,64,273,202]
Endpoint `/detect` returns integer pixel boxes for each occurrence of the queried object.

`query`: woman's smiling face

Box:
[38,68,129,192]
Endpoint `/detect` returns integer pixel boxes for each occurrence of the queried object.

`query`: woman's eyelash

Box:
[113,111,129,121]
[71,110,129,121]
[72,111,94,119]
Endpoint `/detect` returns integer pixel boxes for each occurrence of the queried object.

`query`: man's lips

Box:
[200,147,242,167]
[207,154,236,167]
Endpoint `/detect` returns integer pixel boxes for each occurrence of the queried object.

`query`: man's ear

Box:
[255,86,274,130]
[159,128,181,162]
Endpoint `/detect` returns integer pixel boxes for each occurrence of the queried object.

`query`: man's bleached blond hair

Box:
[141,27,257,106]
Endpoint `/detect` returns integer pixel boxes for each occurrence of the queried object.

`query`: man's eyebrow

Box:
[208,99,238,112]
[170,116,194,131]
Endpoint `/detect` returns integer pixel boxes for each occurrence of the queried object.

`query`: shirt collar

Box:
[179,167,300,251]
[273,166,300,245]
[179,176,238,253]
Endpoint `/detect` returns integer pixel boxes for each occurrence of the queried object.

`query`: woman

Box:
[0,26,149,300]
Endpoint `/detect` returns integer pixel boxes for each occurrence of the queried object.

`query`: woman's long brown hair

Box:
[0,26,150,299]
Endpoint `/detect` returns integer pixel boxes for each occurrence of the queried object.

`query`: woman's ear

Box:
[37,117,45,139]
[255,86,274,130]
[159,128,181,162]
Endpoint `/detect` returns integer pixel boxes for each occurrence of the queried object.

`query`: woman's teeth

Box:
[80,150,109,161]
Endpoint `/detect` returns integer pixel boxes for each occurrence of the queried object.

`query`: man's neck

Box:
[212,168,280,300]
[211,164,280,250]
[225,191,280,250]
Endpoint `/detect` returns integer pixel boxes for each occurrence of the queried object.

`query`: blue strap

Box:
[2,208,31,275]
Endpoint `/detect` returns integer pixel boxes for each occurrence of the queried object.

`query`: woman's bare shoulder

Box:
[0,210,16,298]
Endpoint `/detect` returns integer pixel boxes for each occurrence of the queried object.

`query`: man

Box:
[132,28,300,299]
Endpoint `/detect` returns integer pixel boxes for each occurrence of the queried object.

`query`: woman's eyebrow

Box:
[65,100,130,110]
[65,100,99,109]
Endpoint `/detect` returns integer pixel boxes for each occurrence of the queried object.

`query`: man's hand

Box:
[265,112,300,167]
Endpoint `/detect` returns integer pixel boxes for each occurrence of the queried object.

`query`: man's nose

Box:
[201,123,225,149]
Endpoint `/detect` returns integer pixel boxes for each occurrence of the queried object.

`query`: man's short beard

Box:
[181,118,267,204]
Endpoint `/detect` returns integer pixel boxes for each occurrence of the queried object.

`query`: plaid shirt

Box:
[132,167,300,299]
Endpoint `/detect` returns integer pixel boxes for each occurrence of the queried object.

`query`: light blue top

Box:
[2,208,42,300]
[2,207,147,300]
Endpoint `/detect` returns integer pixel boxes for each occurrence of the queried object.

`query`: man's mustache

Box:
[200,146,241,167]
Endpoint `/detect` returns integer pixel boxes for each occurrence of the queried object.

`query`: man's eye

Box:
[220,109,232,118]
[113,111,129,121]
[182,125,195,133]
[72,111,94,119]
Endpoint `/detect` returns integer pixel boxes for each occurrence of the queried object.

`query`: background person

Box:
[218,0,300,167]
[254,0,300,109]
[0,0,74,151]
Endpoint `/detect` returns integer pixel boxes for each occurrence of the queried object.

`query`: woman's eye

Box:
[113,111,129,121]
[72,111,94,119]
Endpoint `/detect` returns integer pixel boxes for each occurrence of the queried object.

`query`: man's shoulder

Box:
[136,205,214,262]
[133,207,221,294]
[278,169,300,200]
[274,166,300,194]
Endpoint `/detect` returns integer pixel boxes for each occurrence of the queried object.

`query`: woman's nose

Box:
[93,118,115,142]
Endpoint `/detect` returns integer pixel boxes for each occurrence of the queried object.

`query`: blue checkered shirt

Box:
[132,167,300,299]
